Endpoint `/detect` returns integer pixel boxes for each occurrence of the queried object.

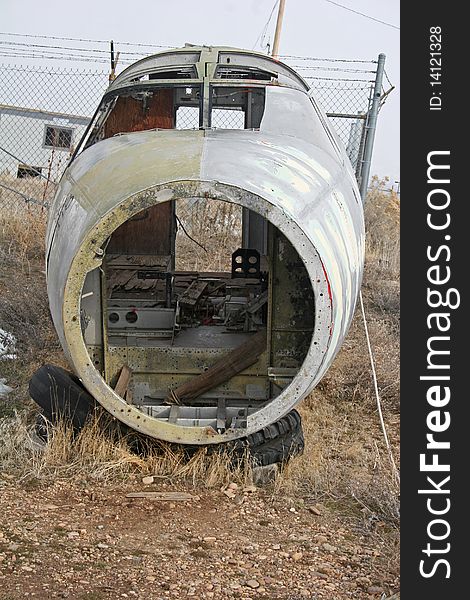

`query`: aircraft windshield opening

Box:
[82,85,202,149]
[210,87,265,129]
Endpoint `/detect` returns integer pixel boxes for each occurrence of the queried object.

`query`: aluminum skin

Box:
[45,47,364,444]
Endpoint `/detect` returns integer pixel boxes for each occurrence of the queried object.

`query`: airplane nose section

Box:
[46,118,362,444]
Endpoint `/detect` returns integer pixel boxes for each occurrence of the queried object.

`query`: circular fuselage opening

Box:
[64,182,331,443]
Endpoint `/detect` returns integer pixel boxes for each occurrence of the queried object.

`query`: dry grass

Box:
[0,411,252,489]
[0,171,57,208]
[0,206,64,412]
[175,197,242,271]
[276,178,400,527]
[1,182,400,531]
[276,394,400,526]
[364,177,400,336]
[0,198,47,262]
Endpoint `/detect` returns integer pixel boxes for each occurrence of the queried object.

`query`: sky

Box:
[2,0,399,185]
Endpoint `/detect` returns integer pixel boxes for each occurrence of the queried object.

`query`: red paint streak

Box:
[320,261,334,337]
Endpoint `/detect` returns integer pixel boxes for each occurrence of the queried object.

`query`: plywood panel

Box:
[106,203,173,255]
[103,90,175,137]
[104,89,175,256]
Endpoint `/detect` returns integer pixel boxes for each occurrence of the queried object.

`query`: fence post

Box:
[359,53,386,203]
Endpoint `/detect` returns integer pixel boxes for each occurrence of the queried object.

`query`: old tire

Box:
[29,364,142,447]
[29,364,97,432]
[29,364,304,466]
[230,409,304,467]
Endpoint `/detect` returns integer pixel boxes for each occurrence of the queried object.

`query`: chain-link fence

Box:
[0,64,107,212]
[0,56,391,214]
[314,81,373,173]
[284,56,383,181]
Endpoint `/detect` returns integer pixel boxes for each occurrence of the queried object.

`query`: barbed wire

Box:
[0,40,148,57]
[0,50,377,73]
[0,63,107,75]
[0,32,394,93]
[0,51,131,65]
[304,76,375,83]
[279,55,376,63]
[0,33,386,71]
[0,47,389,86]
[0,31,172,48]
[291,65,375,73]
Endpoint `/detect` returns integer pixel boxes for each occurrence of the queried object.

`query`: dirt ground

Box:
[0,477,398,600]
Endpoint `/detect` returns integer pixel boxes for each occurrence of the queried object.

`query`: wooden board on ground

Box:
[126,491,196,501]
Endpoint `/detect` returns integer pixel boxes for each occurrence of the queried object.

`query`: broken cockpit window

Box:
[210,86,265,129]
[82,85,202,148]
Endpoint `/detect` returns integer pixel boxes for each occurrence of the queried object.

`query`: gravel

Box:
[0,478,399,599]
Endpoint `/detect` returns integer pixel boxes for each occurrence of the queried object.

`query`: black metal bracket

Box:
[231,248,261,279]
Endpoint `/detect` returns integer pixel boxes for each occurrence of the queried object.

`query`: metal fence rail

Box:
[0,54,392,213]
